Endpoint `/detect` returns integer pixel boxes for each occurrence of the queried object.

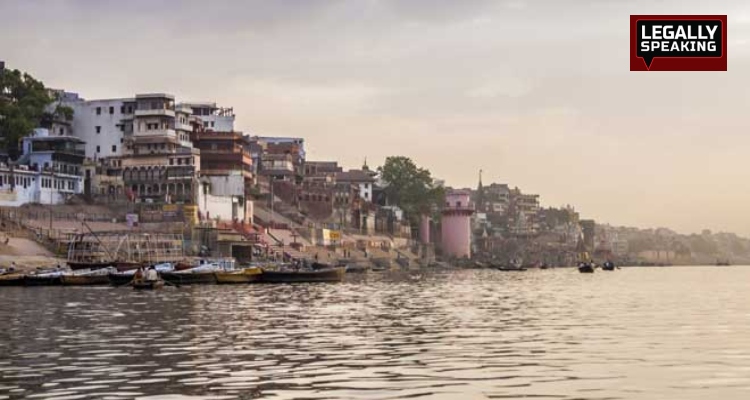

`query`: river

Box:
[1,266,749,399]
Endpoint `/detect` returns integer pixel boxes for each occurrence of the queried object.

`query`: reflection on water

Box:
[2,267,750,399]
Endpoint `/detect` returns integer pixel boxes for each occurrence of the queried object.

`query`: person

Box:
[146,266,158,281]
[133,267,144,282]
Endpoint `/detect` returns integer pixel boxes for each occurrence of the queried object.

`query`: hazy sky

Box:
[2,0,750,235]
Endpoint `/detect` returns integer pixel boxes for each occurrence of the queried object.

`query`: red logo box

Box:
[630,15,727,71]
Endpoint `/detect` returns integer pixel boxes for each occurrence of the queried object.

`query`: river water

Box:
[0,267,749,400]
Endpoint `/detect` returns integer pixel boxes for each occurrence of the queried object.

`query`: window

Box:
[112,145,117,153]
[120,138,124,143]
[169,159,174,166]
[96,126,101,134]
[59,127,64,135]
[96,107,101,115]
[109,106,114,114]
[457,201,461,207]
[177,158,182,165]
[120,106,125,114]
[96,146,100,153]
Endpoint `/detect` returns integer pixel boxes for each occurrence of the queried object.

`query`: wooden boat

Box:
[132,280,165,290]
[62,274,111,286]
[0,274,25,286]
[24,275,64,286]
[497,266,528,271]
[259,267,345,283]
[108,272,134,286]
[215,267,262,284]
[345,264,369,274]
[601,261,616,271]
[578,263,595,273]
[67,261,113,271]
[161,271,217,285]
[115,261,145,272]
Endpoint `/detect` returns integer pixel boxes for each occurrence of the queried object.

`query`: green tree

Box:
[0,66,53,158]
[378,156,444,223]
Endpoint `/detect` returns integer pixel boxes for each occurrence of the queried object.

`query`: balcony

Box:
[134,128,176,138]
[135,108,175,118]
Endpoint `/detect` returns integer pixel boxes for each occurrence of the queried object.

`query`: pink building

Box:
[441,190,474,258]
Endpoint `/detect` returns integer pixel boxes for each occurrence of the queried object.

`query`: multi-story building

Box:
[258,137,305,176]
[120,93,200,204]
[182,102,235,132]
[190,128,254,191]
[0,128,84,206]
[336,169,376,203]
[58,94,135,160]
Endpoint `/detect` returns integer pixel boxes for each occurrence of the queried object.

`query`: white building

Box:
[0,128,84,207]
[59,95,135,160]
[181,102,235,132]
[336,169,376,203]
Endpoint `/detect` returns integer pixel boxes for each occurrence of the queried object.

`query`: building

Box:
[182,102,235,132]
[59,95,135,160]
[120,93,200,204]
[336,169,376,203]
[258,137,305,176]
[441,190,474,259]
[190,129,254,191]
[0,128,84,206]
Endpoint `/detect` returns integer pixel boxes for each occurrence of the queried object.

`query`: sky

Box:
[2,0,750,235]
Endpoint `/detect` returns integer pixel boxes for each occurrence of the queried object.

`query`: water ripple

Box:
[2,267,750,399]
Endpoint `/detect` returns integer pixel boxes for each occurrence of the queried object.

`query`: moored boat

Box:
[0,274,25,286]
[215,267,262,284]
[578,263,595,273]
[345,264,369,274]
[24,274,64,286]
[259,267,345,283]
[601,261,616,271]
[62,274,111,286]
[161,271,217,285]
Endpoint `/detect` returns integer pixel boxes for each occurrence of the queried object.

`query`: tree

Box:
[378,156,444,224]
[0,66,53,158]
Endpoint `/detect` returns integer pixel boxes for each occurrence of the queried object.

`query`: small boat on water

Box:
[215,267,262,284]
[601,261,617,271]
[259,267,345,283]
[108,263,175,286]
[497,266,528,271]
[132,280,165,290]
[578,262,595,273]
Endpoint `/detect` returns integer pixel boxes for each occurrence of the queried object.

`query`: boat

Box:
[259,267,345,283]
[132,280,165,290]
[601,261,616,271]
[497,258,527,271]
[345,264,369,274]
[61,267,117,286]
[578,262,595,273]
[24,272,64,286]
[215,267,262,284]
[497,266,528,271]
[108,263,174,286]
[0,273,25,286]
[161,261,225,285]
[62,274,111,286]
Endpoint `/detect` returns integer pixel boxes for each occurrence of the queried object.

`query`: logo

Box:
[630,15,727,71]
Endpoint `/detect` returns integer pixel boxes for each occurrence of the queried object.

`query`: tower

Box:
[441,190,475,259]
